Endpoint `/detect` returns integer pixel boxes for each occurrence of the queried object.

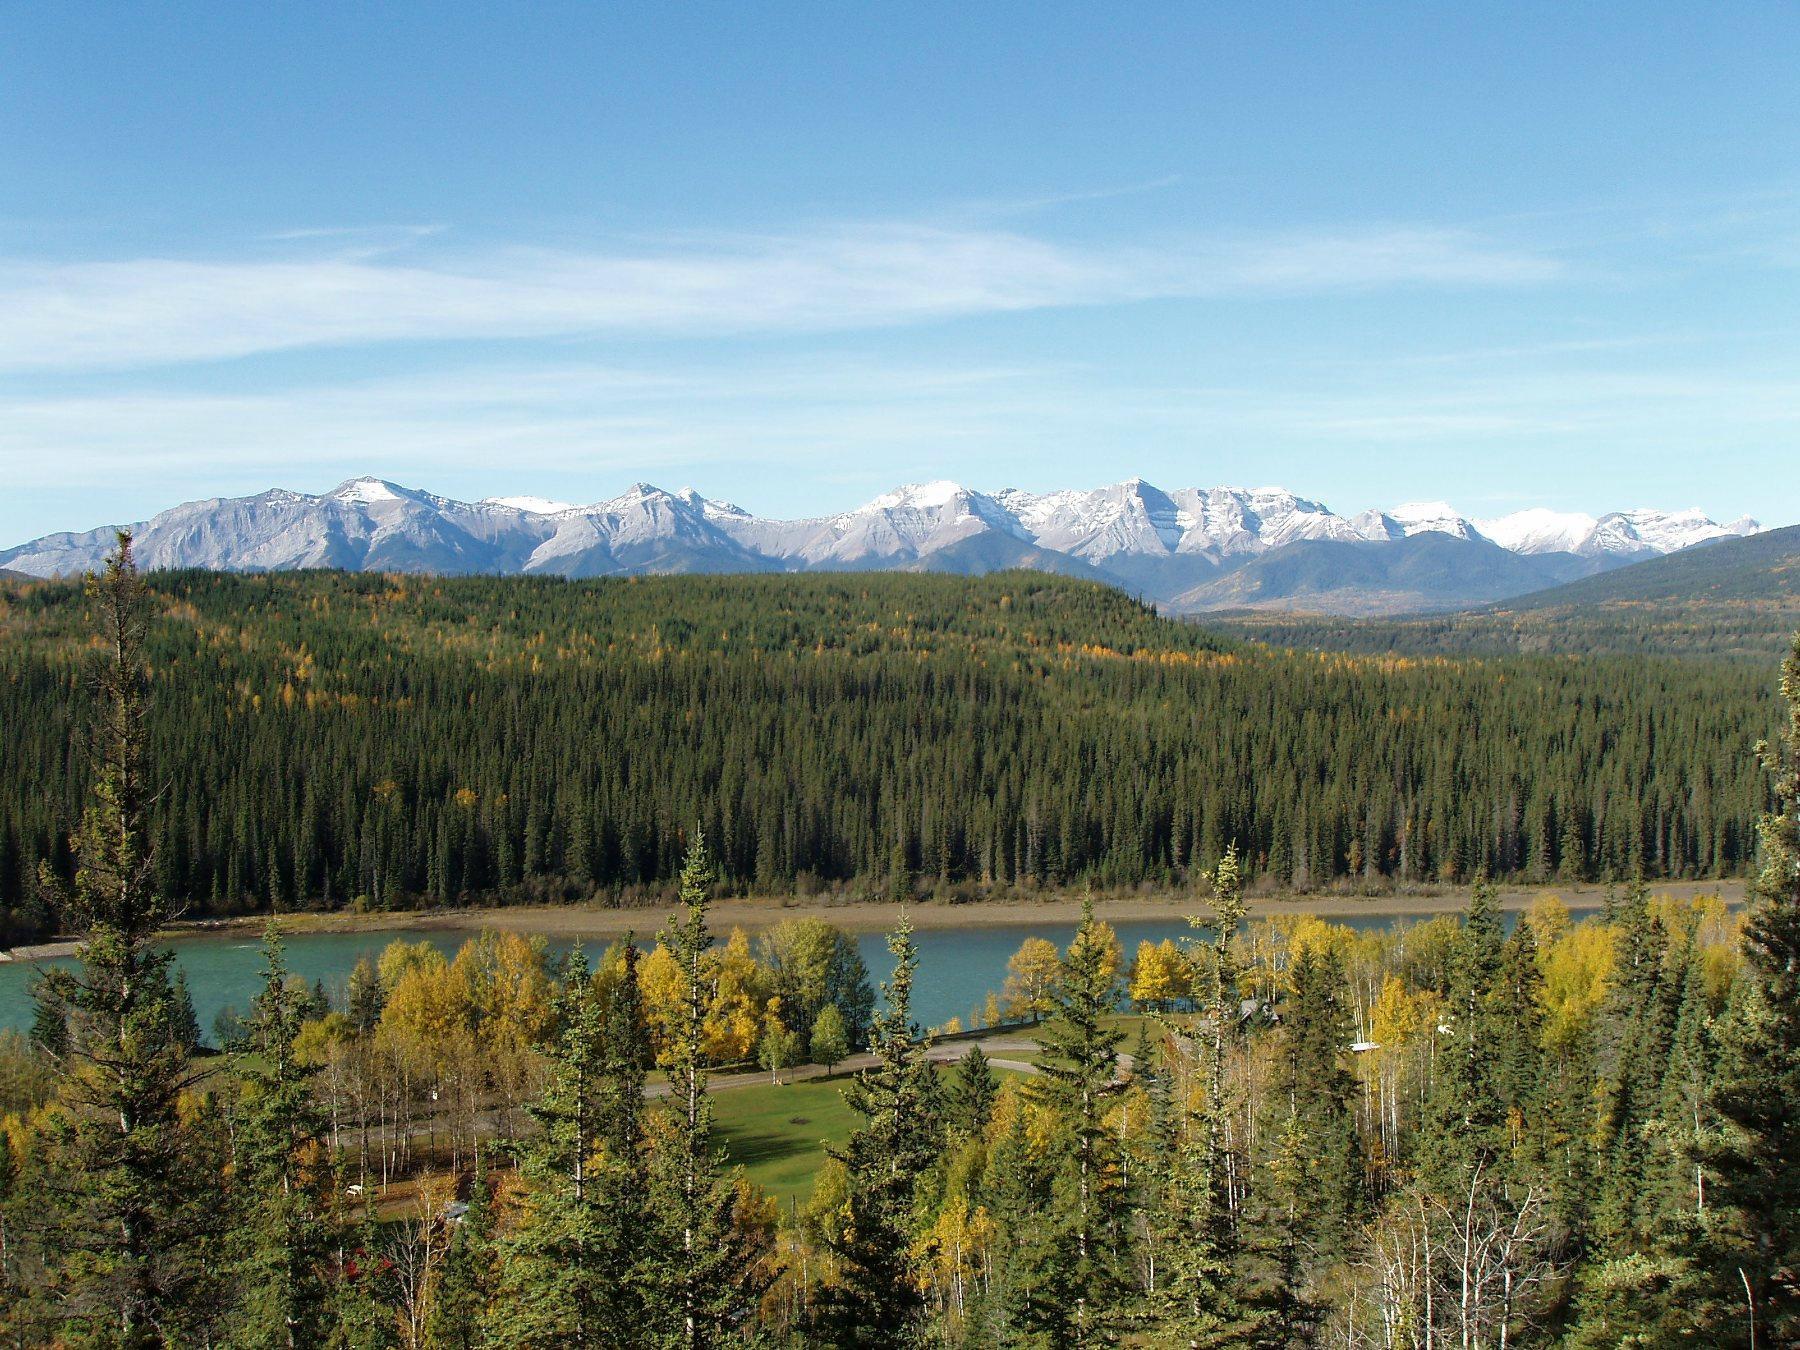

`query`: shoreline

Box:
[1,877,1748,959]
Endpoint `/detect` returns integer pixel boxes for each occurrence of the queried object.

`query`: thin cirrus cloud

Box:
[0,359,1080,494]
[0,221,1564,373]
[5,352,1788,502]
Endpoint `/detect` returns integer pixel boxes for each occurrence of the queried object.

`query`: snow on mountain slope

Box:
[484,494,579,515]
[1589,508,1760,556]
[332,477,407,505]
[1386,501,1484,541]
[1477,508,1600,555]
[1171,485,1365,554]
[996,479,1186,558]
[714,480,1024,564]
[1479,506,1761,557]
[999,481,1363,562]
[1348,502,1486,545]
[519,482,775,576]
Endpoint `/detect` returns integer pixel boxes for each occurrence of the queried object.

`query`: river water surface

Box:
[0,912,1444,1043]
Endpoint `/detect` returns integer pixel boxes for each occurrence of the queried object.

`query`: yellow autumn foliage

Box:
[1538,919,1619,1051]
[451,929,555,1050]
[635,927,775,1065]
[1129,938,1192,1008]
[1001,937,1061,1019]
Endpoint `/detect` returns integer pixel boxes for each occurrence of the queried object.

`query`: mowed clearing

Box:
[712,1076,863,1209]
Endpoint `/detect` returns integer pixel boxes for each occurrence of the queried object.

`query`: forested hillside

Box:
[1216,601,1800,661]
[1506,521,1800,607]
[1219,523,1800,659]
[0,568,1776,940]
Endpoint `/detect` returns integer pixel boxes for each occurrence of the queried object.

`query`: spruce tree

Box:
[230,922,336,1348]
[1126,1018,1174,1298]
[646,834,766,1349]
[32,533,219,1346]
[488,946,617,1346]
[170,968,202,1054]
[599,937,651,1251]
[816,916,940,1347]
[27,976,68,1060]
[1023,899,1128,1345]
[1707,632,1800,1342]
[947,1045,999,1137]
[1567,937,1720,1347]
[1589,875,1677,1255]
[1146,845,1258,1346]
[1421,875,1507,1188]
[1491,920,1547,1155]
[1649,941,1718,1229]
[1245,944,1362,1338]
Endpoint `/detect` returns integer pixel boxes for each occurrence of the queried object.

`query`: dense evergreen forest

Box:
[1218,600,1800,661]
[2,538,1796,1346]
[0,567,1776,943]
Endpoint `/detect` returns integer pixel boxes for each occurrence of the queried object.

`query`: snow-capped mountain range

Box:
[0,476,1764,616]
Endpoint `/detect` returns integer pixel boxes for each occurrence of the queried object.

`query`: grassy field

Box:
[713,1074,863,1210]
[712,1055,1049,1209]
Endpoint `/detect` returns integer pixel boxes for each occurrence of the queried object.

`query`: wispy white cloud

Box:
[957,174,1188,219]
[0,359,1073,495]
[4,349,1793,517]
[261,224,446,242]
[0,221,1562,372]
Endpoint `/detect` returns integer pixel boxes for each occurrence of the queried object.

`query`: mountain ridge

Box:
[2,474,1767,616]
[1491,521,1800,609]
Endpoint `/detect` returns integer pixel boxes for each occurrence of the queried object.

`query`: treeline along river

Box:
[0,910,1538,1046]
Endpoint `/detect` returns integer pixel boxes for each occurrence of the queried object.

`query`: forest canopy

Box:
[0,569,1777,940]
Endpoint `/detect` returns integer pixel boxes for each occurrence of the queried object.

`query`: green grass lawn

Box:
[714,1060,1043,1210]
[713,1075,861,1210]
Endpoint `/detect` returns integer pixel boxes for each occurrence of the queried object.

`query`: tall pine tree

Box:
[488,946,619,1347]
[33,533,221,1346]
[230,922,336,1348]
[1023,898,1127,1346]
[1145,845,1260,1346]
[1244,943,1362,1339]
[646,835,767,1348]
[816,916,940,1348]
[1708,631,1800,1342]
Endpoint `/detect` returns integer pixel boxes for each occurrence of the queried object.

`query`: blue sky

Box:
[2,2,1797,542]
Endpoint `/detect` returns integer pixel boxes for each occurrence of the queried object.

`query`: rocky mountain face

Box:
[1,474,1763,616]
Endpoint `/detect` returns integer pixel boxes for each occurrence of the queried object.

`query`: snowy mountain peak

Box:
[1348,509,1406,543]
[1387,502,1483,541]
[862,480,970,512]
[610,481,673,503]
[330,476,408,505]
[1477,508,1600,555]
